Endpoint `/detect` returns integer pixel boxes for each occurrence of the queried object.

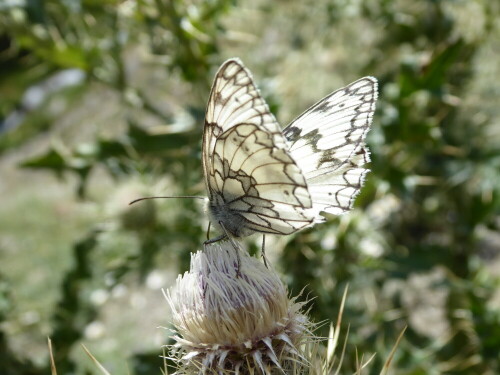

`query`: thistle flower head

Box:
[167,242,311,374]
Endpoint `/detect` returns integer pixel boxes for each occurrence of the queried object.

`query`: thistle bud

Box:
[166,242,311,374]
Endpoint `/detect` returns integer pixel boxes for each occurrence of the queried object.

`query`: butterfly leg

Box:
[217,221,242,277]
[204,233,226,244]
[206,221,211,241]
[261,235,269,268]
[203,222,242,277]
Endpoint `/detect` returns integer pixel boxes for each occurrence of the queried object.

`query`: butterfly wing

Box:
[283,77,378,219]
[203,59,314,237]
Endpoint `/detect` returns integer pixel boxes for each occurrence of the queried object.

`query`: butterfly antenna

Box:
[129,196,206,205]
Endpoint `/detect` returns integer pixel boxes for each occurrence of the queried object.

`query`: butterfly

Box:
[202,58,377,241]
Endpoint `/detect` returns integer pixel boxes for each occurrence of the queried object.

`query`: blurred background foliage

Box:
[1,0,499,374]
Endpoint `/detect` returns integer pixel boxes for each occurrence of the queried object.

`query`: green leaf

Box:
[20,147,66,174]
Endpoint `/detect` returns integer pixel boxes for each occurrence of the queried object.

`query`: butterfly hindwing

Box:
[203,59,314,237]
[283,77,377,218]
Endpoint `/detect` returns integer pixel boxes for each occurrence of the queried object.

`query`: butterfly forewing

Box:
[203,59,314,237]
[283,77,377,218]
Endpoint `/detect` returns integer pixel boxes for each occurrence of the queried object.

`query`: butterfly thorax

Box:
[204,194,255,238]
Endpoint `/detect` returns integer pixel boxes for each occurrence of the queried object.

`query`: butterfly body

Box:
[202,58,377,240]
[205,197,256,238]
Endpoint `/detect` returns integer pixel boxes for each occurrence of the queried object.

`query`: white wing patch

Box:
[283,77,377,219]
[203,59,315,238]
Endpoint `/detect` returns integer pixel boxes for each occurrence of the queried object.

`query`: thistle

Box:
[166,242,312,374]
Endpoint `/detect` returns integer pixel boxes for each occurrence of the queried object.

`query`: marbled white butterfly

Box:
[203,58,377,241]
